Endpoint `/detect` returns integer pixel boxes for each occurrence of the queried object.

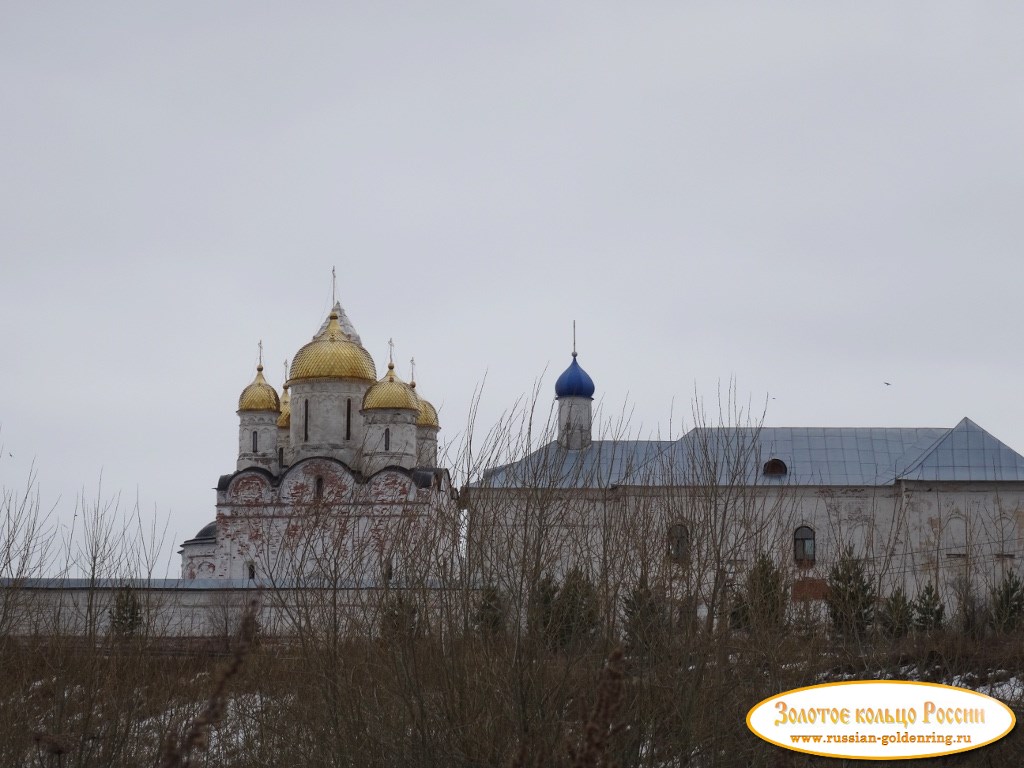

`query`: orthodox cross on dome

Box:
[410,357,416,386]
[283,358,288,383]
[258,339,264,367]
[572,321,577,357]
[388,338,395,366]
[331,266,337,305]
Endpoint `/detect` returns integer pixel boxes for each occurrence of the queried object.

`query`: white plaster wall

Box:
[466,480,1024,620]
[0,583,453,638]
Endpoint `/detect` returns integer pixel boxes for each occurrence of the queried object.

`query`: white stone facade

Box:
[180,299,449,584]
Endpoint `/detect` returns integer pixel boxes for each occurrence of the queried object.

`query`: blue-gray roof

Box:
[475,418,1024,489]
[479,440,672,489]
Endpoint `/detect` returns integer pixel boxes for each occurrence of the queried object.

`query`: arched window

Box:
[304,399,310,442]
[314,476,324,501]
[346,399,352,441]
[252,430,258,452]
[384,427,391,452]
[997,516,1016,559]
[946,516,967,559]
[247,562,256,580]
[794,526,815,567]
[278,447,284,467]
[667,523,690,563]
[763,458,787,477]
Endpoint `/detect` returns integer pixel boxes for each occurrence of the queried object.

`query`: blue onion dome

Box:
[554,353,595,399]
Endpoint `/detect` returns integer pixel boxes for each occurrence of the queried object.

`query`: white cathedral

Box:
[179,300,456,584]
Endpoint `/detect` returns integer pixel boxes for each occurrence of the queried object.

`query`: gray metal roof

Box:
[479,440,672,489]
[475,418,1024,489]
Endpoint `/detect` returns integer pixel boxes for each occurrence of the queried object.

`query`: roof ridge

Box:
[889,425,956,481]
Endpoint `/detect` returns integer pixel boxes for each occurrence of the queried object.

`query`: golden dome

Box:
[238,365,280,412]
[410,380,440,429]
[288,311,377,383]
[363,363,420,411]
[277,385,291,428]
[417,397,440,429]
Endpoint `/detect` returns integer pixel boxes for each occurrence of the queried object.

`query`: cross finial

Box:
[410,356,416,384]
[331,266,337,304]
[572,321,577,357]
[388,337,395,365]
[258,339,264,367]
[283,358,288,384]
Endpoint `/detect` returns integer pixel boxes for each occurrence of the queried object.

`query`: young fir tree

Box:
[109,585,142,638]
[826,546,875,640]
[380,593,418,643]
[912,582,945,633]
[623,573,669,656]
[528,573,559,645]
[474,584,507,640]
[989,570,1024,634]
[953,578,985,638]
[879,587,913,639]
[730,553,787,634]
[549,568,599,651]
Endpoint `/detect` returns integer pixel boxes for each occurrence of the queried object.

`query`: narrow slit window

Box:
[247,562,256,580]
[304,399,309,442]
[346,399,352,441]
[314,476,324,501]
[795,526,815,567]
[278,447,284,466]
[384,427,390,452]
[252,430,258,453]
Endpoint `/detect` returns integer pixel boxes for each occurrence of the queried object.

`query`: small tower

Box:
[237,357,281,472]
[554,343,595,451]
[410,358,441,467]
[361,348,420,475]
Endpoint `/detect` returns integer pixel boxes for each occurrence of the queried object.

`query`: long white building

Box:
[465,351,1024,620]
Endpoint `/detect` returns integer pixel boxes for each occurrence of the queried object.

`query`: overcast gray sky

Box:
[2,3,1023,572]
